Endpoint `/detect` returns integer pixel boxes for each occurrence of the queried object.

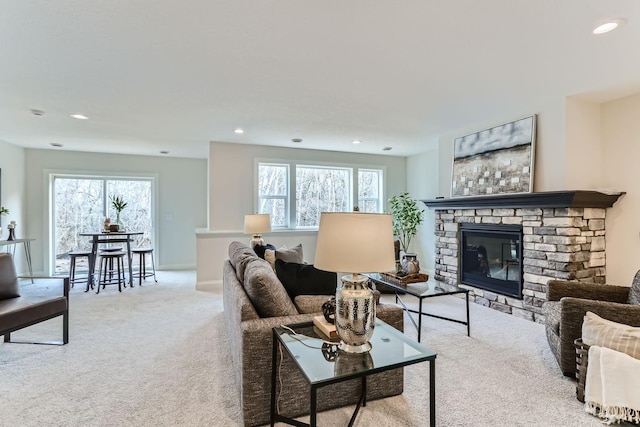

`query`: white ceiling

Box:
[1,1,639,159]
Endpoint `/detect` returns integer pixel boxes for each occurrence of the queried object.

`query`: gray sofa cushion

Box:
[629,270,640,305]
[243,257,298,318]
[228,241,257,283]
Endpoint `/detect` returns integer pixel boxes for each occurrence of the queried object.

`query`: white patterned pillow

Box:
[582,311,640,360]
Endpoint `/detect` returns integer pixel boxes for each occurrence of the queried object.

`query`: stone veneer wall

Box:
[434,207,606,323]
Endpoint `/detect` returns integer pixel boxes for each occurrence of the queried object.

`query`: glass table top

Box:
[367,273,466,298]
[273,318,436,385]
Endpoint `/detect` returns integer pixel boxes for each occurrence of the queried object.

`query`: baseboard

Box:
[196,280,222,292]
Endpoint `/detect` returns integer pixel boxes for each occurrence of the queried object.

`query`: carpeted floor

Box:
[0,271,604,426]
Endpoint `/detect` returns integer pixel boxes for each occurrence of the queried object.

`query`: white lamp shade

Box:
[244,214,272,234]
[314,212,395,274]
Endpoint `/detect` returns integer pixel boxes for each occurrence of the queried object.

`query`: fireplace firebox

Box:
[460,223,523,299]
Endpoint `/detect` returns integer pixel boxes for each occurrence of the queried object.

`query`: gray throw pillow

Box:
[228,241,258,283]
[629,270,640,305]
[0,253,20,300]
[243,257,298,318]
[264,244,304,270]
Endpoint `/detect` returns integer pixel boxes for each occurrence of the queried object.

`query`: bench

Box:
[0,253,69,345]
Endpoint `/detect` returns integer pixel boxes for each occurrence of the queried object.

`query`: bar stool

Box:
[99,246,125,278]
[68,250,92,289]
[96,251,126,293]
[132,248,157,286]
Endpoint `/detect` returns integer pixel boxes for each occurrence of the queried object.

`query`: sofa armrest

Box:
[18,276,70,299]
[547,280,630,303]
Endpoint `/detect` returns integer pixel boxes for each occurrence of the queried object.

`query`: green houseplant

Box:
[389,192,424,253]
[110,195,127,227]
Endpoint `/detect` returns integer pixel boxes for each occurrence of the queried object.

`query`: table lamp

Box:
[314,212,395,353]
[244,214,271,249]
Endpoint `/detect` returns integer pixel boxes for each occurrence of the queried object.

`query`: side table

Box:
[271,318,437,426]
[367,273,470,342]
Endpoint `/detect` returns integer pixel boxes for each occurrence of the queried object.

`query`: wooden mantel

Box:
[422,190,625,210]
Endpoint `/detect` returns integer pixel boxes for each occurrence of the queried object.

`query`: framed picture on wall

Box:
[451,115,536,197]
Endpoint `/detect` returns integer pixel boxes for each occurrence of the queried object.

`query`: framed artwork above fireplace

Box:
[451,115,536,197]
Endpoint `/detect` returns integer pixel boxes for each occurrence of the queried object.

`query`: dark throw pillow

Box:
[253,243,276,260]
[275,259,338,299]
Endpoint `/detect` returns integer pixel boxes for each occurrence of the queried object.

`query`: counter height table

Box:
[79,231,143,291]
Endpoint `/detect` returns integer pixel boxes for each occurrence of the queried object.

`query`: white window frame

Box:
[256,159,385,230]
[358,168,384,213]
[257,163,290,228]
[48,172,157,275]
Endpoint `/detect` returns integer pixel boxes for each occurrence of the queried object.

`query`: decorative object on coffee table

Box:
[401,252,420,275]
[243,213,271,249]
[314,212,395,353]
[380,271,429,286]
[389,192,424,271]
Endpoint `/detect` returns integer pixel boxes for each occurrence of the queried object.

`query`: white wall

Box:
[601,92,640,284]
[25,149,207,274]
[0,141,28,273]
[197,141,407,287]
[406,146,439,274]
[565,97,603,190]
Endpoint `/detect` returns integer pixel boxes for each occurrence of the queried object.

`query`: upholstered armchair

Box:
[543,272,640,376]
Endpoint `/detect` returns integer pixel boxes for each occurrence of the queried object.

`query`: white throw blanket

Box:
[585,345,640,424]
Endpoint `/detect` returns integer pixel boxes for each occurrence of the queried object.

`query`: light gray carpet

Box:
[0,271,603,426]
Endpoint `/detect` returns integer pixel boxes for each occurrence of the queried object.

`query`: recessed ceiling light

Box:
[31,109,46,117]
[70,114,89,120]
[352,140,362,145]
[593,18,626,35]
[234,128,244,134]
[160,150,170,155]
[291,138,303,143]
[382,147,392,151]
[50,143,64,148]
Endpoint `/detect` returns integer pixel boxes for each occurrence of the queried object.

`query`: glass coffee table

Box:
[271,318,436,427]
[367,273,470,342]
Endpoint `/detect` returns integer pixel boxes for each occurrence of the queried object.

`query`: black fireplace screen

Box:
[460,223,523,299]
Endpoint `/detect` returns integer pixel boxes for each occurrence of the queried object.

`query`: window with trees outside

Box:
[52,175,154,275]
[258,162,384,229]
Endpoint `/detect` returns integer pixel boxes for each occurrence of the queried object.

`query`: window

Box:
[52,175,154,274]
[258,161,384,229]
[296,166,351,228]
[258,164,288,227]
[358,169,383,213]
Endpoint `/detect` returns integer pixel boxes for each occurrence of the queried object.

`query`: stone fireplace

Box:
[423,191,623,322]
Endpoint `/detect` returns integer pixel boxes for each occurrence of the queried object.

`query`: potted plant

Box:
[0,206,8,238]
[110,195,127,230]
[389,193,424,273]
